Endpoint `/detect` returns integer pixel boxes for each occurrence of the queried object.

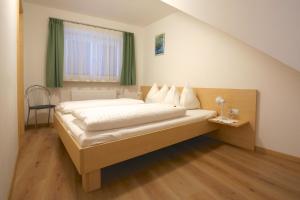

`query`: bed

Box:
[54,86,257,192]
[56,109,216,147]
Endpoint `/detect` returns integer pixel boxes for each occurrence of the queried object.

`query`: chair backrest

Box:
[26,85,51,107]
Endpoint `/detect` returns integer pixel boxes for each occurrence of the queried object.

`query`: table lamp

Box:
[215,96,226,120]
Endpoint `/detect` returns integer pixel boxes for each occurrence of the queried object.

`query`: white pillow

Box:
[164,86,180,106]
[151,84,169,103]
[145,83,159,103]
[180,85,200,109]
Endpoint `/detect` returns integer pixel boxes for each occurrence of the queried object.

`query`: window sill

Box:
[64,80,120,83]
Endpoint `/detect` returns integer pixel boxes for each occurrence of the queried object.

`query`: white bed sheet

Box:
[57,109,217,148]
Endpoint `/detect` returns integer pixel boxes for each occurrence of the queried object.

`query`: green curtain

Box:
[46,18,64,88]
[120,32,136,85]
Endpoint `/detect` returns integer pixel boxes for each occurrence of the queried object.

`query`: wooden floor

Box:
[10,128,300,200]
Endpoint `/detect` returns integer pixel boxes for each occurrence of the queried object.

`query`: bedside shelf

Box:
[208,118,249,128]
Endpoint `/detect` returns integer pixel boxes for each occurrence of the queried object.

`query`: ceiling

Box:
[162,0,300,72]
[24,0,177,26]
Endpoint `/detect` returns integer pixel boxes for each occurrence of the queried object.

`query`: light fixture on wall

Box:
[215,96,226,119]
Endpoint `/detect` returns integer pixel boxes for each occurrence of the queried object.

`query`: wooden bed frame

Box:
[53,86,257,192]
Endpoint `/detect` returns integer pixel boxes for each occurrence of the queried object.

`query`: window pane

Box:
[64,23,123,82]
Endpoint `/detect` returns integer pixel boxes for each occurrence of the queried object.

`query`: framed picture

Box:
[155,33,165,55]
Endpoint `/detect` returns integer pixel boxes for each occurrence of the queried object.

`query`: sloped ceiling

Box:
[161,0,300,72]
[24,0,177,26]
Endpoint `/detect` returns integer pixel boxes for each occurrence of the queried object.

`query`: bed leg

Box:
[82,169,101,192]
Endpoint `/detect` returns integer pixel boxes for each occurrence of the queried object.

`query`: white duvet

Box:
[58,109,216,147]
[56,98,144,114]
[72,103,186,131]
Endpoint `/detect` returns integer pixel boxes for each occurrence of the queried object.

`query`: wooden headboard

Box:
[140,86,257,150]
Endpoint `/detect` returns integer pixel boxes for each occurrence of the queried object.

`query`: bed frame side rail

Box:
[81,121,218,173]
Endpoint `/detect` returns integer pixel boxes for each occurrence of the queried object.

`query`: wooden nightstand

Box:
[208,117,249,128]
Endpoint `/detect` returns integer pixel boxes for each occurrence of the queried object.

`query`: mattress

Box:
[57,109,217,148]
[72,103,186,131]
[56,98,144,114]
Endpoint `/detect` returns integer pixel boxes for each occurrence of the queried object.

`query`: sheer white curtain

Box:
[64,23,123,82]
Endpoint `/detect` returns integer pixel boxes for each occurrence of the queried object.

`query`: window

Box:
[64,23,123,82]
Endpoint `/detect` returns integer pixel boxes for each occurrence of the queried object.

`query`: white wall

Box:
[24,2,144,124]
[0,0,19,199]
[143,12,300,157]
[161,0,300,72]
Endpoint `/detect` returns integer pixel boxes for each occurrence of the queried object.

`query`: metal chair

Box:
[26,85,56,128]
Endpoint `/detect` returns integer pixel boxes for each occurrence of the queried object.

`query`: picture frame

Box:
[155,33,165,55]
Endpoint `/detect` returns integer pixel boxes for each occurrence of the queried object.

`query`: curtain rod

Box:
[51,18,132,33]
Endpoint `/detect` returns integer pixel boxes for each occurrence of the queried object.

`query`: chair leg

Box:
[26,109,31,128]
[35,110,37,128]
[48,108,51,126]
